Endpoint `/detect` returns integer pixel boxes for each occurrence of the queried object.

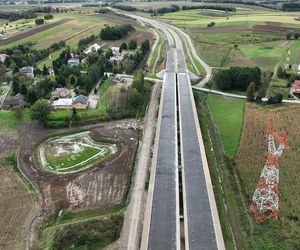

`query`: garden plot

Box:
[38,131,117,173]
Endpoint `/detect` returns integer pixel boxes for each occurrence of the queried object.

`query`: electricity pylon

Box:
[250,120,288,223]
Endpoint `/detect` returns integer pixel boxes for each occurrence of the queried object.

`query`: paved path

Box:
[119,81,162,249]
[0,82,11,110]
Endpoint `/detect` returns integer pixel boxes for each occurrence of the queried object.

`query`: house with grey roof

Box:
[68,58,80,66]
[73,95,89,109]
[19,66,34,79]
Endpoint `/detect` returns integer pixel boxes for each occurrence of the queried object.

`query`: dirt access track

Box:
[0,18,71,46]
[17,120,138,246]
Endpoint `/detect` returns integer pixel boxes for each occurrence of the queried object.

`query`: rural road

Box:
[0,82,11,110]
[118,80,161,249]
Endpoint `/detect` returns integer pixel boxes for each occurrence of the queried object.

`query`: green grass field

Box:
[0,109,31,134]
[35,206,124,250]
[156,6,300,71]
[39,131,117,173]
[207,94,245,157]
[1,13,109,50]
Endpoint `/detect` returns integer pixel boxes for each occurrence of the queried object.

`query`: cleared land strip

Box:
[0,18,71,46]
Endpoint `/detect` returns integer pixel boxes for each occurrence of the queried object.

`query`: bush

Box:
[113,5,137,11]
[207,22,215,28]
[35,18,45,25]
[128,39,137,50]
[44,14,53,20]
[267,93,283,104]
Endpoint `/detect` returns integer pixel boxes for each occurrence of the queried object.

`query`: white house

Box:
[68,58,80,66]
[84,43,103,54]
[111,47,120,55]
[297,64,300,74]
[52,98,73,109]
[0,54,8,63]
[19,66,34,79]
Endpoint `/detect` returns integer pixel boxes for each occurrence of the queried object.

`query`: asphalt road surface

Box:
[111,8,224,250]
[178,73,218,250]
[148,69,179,250]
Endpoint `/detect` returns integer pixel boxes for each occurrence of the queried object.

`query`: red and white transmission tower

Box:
[250,120,288,224]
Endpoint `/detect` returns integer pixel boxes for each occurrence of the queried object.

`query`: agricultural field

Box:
[36,13,154,68]
[0,120,38,250]
[0,13,108,49]
[155,5,300,72]
[38,131,118,173]
[0,156,38,250]
[0,15,58,41]
[235,103,300,249]
[206,94,245,157]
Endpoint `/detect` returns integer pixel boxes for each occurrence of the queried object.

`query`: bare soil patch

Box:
[191,24,300,36]
[199,11,233,17]
[191,25,252,33]
[252,24,300,36]
[0,130,38,250]
[0,134,20,157]
[0,18,71,46]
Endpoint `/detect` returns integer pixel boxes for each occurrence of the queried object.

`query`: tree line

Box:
[213,66,261,91]
[1,41,65,70]
[100,24,135,40]
[182,4,236,12]
[0,10,37,22]
[115,3,236,15]
[282,3,300,11]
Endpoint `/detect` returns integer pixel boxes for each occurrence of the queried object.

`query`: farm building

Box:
[89,95,99,109]
[19,66,34,79]
[2,94,25,110]
[111,47,120,54]
[52,98,73,109]
[291,80,300,96]
[84,43,103,54]
[298,65,300,74]
[52,88,72,99]
[73,95,89,109]
[68,58,80,66]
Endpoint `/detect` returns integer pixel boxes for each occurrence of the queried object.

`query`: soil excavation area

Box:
[0,120,138,249]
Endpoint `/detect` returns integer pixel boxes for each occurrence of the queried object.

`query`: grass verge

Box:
[205,93,245,157]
